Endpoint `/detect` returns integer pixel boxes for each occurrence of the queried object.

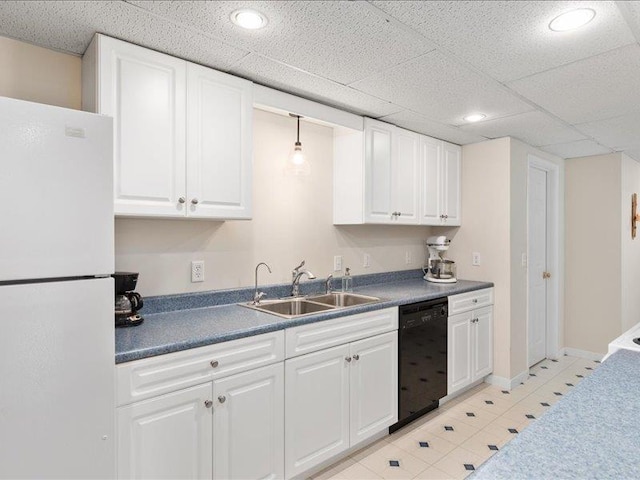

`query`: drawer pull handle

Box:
[204,400,213,408]
[218,395,226,404]
[210,360,219,368]
[353,354,360,361]
[472,299,478,304]
[345,356,352,363]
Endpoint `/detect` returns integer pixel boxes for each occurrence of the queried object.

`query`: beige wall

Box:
[0,36,81,109]
[445,138,512,379]
[620,154,640,332]
[565,154,622,354]
[115,109,434,296]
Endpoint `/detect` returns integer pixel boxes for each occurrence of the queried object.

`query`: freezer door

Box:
[0,278,115,479]
[0,97,113,281]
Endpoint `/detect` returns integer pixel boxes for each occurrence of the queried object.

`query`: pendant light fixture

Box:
[287,113,310,175]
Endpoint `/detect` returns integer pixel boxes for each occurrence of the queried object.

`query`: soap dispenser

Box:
[341,267,353,292]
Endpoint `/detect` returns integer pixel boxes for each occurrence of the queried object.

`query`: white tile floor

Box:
[311,355,601,480]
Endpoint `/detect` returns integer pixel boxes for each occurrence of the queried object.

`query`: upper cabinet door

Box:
[441,142,461,226]
[419,136,442,225]
[364,118,394,224]
[186,64,253,219]
[97,36,187,217]
[393,129,420,224]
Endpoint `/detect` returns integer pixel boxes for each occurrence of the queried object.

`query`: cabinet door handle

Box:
[444,214,449,219]
[218,395,226,404]
[210,360,219,368]
[204,400,213,408]
[397,212,402,217]
[191,198,199,205]
[440,214,444,219]
[178,196,186,204]
[472,299,478,304]
[345,356,352,363]
[353,354,360,361]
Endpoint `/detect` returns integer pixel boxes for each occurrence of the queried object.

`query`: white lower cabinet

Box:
[285,332,398,479]
[285,344,351,479]
[349,333,398,445]
[447,305,494,395]
[213,363,284,480]
[117,383,213,480]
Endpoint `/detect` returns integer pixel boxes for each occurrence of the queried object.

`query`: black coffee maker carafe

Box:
[113,272,144,327]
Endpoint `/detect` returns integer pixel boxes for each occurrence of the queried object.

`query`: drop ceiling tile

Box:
[508,44,640,125]
[128,1,436,85]
[372,0,635,82]
[575,111,640,149]
[230,54,401,118]
[617,1,640,43]
[379,110,488,145]
[622,148,640,163]
[539,139,612,158]
[0,1,247,70]
[350,50,533,125]
[459,111,585,147]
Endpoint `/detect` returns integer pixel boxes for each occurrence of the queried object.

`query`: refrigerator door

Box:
[0,97,113,281]
[0,278,115,479]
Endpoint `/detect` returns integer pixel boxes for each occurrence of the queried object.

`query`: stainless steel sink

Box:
[243,298,335,318]
[307,292,380,308]
[241,293,381,319]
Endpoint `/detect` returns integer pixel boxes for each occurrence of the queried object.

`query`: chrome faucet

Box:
[291,260,316,297]
[253,262,272,305]
[325,274,334,294]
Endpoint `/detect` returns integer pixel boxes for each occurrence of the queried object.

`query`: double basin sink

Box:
[242,292,381,319]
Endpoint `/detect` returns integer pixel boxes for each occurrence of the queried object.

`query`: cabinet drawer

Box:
[116,331,284,406]
[448,288,493,315]
[285,307,398,359]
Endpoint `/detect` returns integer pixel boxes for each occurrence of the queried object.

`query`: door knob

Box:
[218,395,226,404]
[210,360,219,368]
[191,198,199,205]
[345,356,352,362]
[543,272,551,279]
[204,400,213,408]
[353,354,360,361]
[178,196,186,204]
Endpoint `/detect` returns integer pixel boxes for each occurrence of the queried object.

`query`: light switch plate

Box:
[334,255,343,272]
[472,252,481,266]
[363,253,371,268]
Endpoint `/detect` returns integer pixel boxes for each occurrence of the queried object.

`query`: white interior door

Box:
[528,166,548,367]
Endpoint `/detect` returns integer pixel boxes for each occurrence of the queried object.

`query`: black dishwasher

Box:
[390,297,448,433]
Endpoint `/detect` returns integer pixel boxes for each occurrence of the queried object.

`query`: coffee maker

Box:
[424,236,457,283]
[113,272,144,327]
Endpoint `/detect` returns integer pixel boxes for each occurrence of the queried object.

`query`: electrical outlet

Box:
[472,252,481,266]
[363,253,371,268]
[334,255,343,272]
[191,260,205,283]
[405,251,412,265]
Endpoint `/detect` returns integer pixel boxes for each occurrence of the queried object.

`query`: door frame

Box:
[526,155,561,364]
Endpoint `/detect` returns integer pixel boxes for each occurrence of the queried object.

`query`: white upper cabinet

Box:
[186,63,252,219]
[82,34,252,219]
[419,137,461,226]
[364,118,419,224]
[334,118,460,226]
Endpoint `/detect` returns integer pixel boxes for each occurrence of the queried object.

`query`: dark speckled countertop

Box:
[115,271,493,364]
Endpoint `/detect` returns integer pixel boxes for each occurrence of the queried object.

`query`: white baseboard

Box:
[561,347,604,362]
[485,370,529,391]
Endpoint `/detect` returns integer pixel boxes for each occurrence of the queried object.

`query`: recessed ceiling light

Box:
[230,9,268,30]
[463,113,486,123]
[549,8,595,32]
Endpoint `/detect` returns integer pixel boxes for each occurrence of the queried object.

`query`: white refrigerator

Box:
[0,97,115,478]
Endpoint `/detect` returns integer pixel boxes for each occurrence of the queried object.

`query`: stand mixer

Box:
[424,236,457,283]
